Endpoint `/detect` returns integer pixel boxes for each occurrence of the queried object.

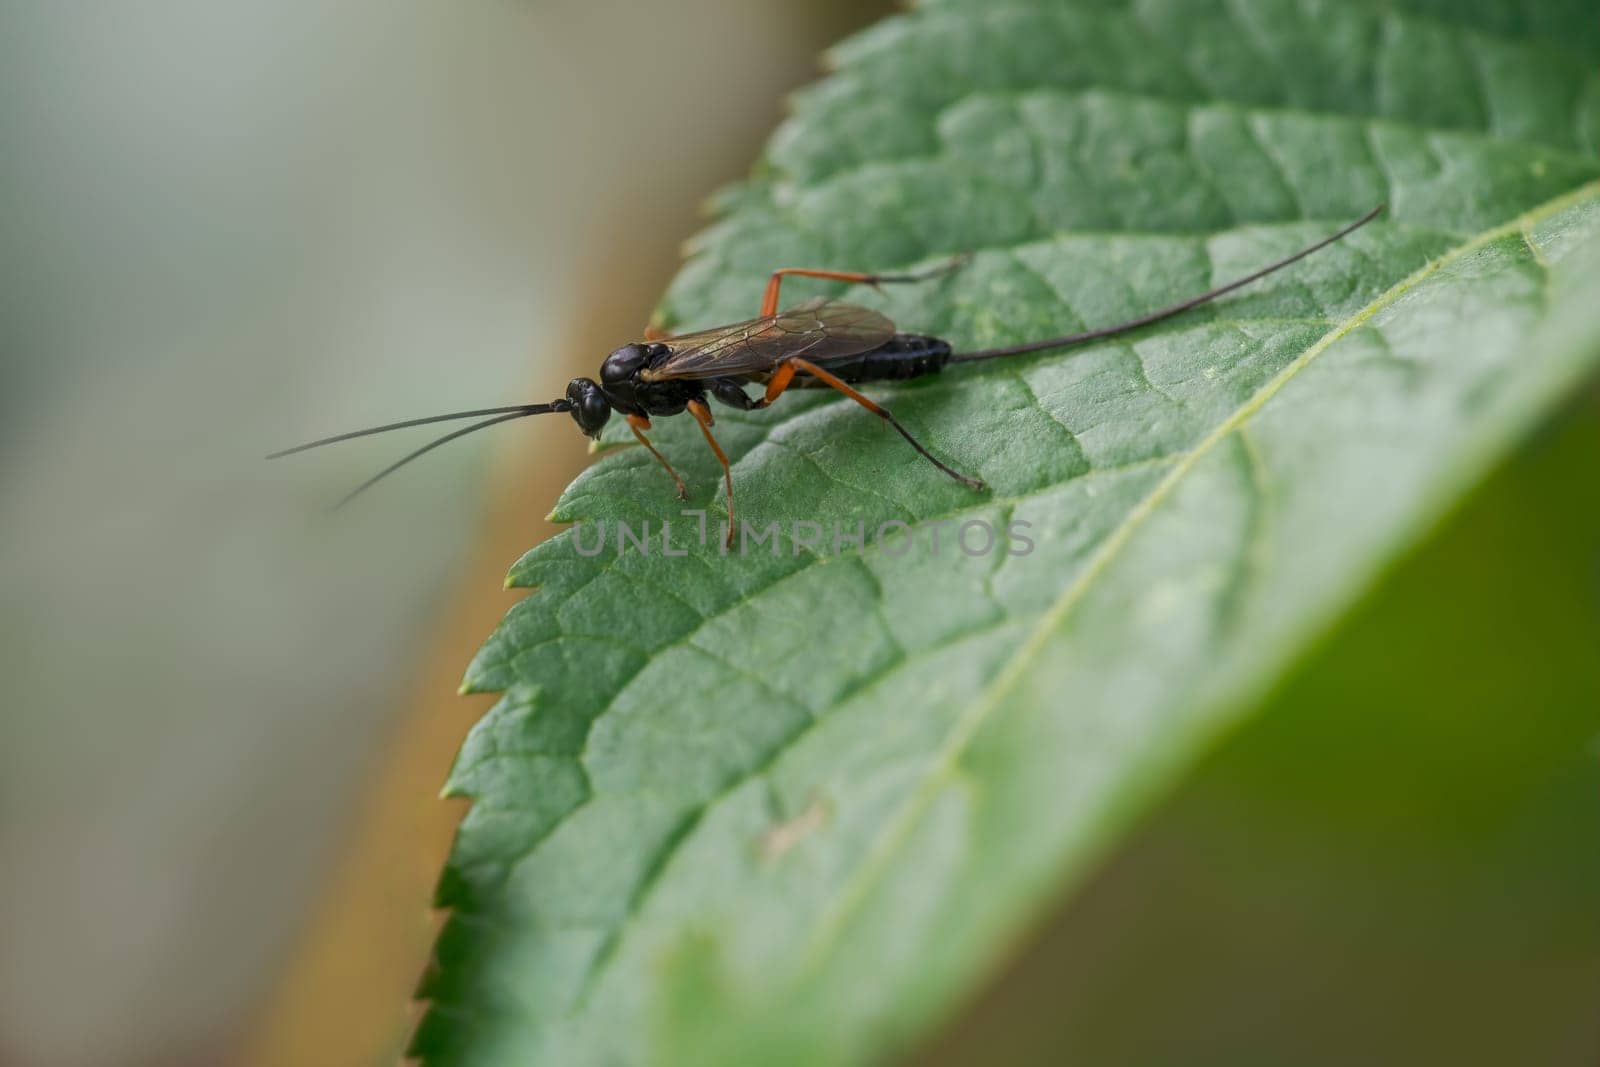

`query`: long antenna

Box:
[950,204,1384,364]
[267,402,568,459]
[328,409,544,509]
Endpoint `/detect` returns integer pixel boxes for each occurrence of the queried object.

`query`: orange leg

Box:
[643,323,673,342]
[626,413,687,500]
[755,362,799,408]
[687,399,735,546]
[759,253,970,317]
[786,357,985,491]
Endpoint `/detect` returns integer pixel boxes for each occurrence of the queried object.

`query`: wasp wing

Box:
[639,299,895,382]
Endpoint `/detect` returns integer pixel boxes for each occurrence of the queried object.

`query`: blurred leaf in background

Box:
[411,1,1600,1064]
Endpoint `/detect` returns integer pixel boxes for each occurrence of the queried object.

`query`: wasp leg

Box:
[752,362,799,409]
[785,357,985,491]
[759,253,970,317]
[709,378,758,411]
[626,413,688,500]
[643,323,674,342]
[686,399,735,546]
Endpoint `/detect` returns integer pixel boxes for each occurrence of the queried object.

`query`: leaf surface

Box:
[414,2,1600,1063]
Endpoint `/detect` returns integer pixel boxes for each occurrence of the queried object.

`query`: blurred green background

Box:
[923,391,1600,1066]
[0,2,886,1064]
[2,2,1596,1066]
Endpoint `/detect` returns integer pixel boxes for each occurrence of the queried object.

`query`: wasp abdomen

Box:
[827,334,952,383]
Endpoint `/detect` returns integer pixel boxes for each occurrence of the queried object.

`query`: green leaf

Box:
[925,396,1600,1062]
[413,2,1600,1063]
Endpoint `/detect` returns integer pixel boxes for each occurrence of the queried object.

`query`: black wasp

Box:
[272,207,1382,543]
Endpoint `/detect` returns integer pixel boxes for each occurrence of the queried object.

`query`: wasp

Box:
[272,207,1382,543]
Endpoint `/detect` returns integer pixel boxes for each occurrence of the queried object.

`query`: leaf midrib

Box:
[792,176,1600,973]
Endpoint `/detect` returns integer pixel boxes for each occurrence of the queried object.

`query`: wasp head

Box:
[564,378,612,437]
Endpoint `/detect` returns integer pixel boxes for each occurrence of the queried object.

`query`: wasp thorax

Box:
[565,377,612,437]
[600,343,650,383]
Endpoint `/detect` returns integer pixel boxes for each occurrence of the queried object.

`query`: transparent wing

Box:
[640,299,895,381]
